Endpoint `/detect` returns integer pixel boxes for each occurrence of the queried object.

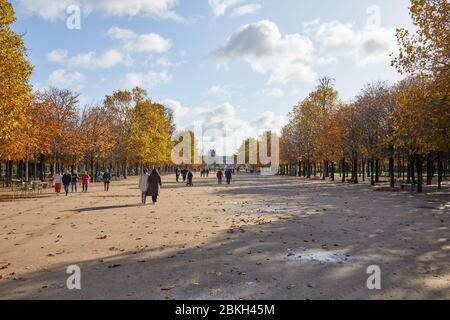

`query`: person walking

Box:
[139,169,149,205]
[187,170,194,187]
[217,169,224,185]
[147,169,162,205]
[81,171,90,193]
[62,171,72,196]
[175,168,181,182]
[181,168,188,182]
[225,169,232,185]
[206,168,210,177]
[54,172,63,195]
[103,170,112,192]
[71,170,79,193]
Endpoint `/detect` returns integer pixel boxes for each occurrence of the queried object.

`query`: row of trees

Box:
[0,86,175,183]
[279,0,449,193]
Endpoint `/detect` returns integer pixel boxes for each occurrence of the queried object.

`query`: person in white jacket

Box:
[139,169,149,205]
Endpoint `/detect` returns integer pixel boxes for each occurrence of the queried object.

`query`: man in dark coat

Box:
[103,170,112,192]
[147,169,162,205]
[187,170,194,187]
[62,171,72,196]
[181,168,188,182]
[225,169,232,185]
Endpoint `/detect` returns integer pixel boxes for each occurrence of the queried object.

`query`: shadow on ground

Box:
[0,175,449,300]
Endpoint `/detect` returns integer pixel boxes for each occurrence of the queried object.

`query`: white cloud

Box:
[35,69,85,91]
[307,20,398,66]
[264,87,285,97]
[231,3,261,16]
[107,27,172,54]
[122,70,172,88]
[157,57,184,67]
[16,0,182,21]
[214,20,316,84]
[47,49,124,69]
[204,85,231,98]
[208,0,242,16]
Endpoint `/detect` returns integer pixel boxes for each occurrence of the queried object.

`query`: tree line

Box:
[279,0,449,193]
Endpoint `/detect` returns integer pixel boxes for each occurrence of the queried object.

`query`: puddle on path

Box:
[281,247,355,264]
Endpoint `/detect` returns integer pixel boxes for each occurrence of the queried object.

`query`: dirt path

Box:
[0,174,449,299]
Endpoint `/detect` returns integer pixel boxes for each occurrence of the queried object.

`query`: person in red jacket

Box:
[216,169,224,185]
[81,171,90,193]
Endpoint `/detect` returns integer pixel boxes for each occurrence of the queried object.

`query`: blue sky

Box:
[10,0,413,154]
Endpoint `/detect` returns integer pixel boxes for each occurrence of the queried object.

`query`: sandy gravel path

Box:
[0,174,449,299]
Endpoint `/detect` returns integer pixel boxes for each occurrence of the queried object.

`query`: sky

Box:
[10,0,414,155]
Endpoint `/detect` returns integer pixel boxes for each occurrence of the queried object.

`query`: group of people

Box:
[216,169,233,185]
[174,168,233,186]
[175,168,194,186]
[53,166,234,207]
[139,168,163,205]
[54,170,112,196]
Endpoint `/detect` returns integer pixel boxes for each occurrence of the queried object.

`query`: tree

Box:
[392,0,449,75]
[0,0,33,161]
[80,105,114,181]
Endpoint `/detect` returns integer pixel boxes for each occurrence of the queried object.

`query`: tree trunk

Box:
[25,156,29,182]
[426,154,433,185]
[416,154,423,193]
[352,155,358,184]
[341,158,346,183]
[370,159,375,186]
[375,159,380,183]
[362,161,365,182]
[389,156,395,188]
[90,156,95,183]
[124,158,128,179]
[437,153,443,190]
[331,162,335,181]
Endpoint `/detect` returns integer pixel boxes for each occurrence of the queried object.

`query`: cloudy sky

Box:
[11,0,413,155]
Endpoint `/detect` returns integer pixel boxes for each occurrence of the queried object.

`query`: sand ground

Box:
[0,173,449,300]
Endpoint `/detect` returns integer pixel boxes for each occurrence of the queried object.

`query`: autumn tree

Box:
[0,0,32,164]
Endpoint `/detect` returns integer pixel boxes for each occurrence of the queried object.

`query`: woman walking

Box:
[139,169,149,205]
[147,169,162,206]
[216,169,224,185]
[81,171,90,193]
[54,172,62,195]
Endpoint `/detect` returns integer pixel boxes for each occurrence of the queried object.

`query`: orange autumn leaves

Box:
[0,0,33,160]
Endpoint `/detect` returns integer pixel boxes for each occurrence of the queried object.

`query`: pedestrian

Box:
[81,171,90,192]
[182,168,188,182]
[225,169,232,185]
[54,172,62,195]
[62,170,72,196]
[71,170,79,193]
[175,168,181,182]
[103,169,112,192]
[206,168,210,177]
[139,169,149,205]
[217,169,224,185]
[147,169,162,206]
[187,170,194,187]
